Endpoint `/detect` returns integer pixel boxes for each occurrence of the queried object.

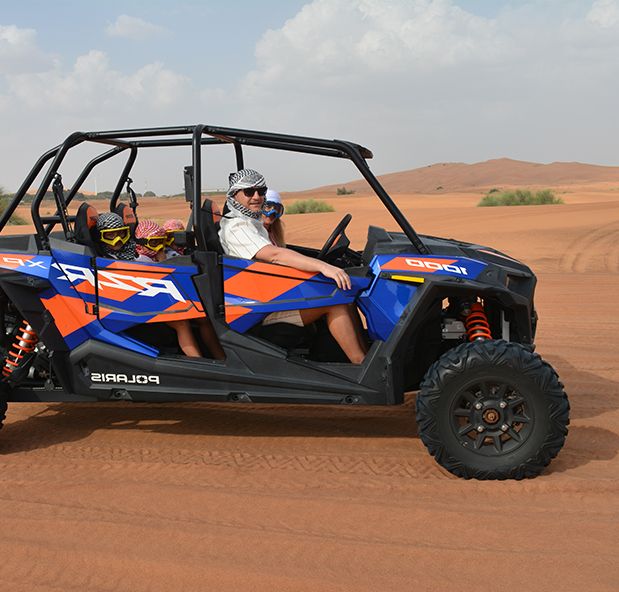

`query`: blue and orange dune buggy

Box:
[0,125,569,479]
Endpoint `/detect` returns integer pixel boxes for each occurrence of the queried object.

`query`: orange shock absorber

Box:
[464,302,492,341]
[2,320,39,377]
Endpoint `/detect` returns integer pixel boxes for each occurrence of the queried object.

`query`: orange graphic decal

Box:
[0,254,36,270]
[225,270,305,302]
[225,305,252,324]
[42,294,111,337]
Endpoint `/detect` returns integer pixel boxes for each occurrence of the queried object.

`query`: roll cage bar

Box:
[0,125,429,254]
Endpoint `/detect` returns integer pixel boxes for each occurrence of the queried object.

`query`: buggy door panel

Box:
[92,258,205,333]
[46,248,102,347]
[223,256,370,333]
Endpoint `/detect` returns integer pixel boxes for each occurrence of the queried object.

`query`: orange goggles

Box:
[137,235,167,252]
[99,226,131,247]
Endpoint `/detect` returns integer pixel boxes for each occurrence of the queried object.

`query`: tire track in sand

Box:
[560,221,619,273]
[0,442,442,480]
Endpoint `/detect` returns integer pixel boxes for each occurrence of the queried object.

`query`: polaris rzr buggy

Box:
[0,125,569,479]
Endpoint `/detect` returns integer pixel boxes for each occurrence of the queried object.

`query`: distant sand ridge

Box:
[306,157,619,195]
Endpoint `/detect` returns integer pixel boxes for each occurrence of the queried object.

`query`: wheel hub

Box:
[482,408,500,424]
[450,381,533,456]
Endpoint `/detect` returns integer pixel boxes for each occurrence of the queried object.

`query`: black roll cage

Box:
[0,125,429,254]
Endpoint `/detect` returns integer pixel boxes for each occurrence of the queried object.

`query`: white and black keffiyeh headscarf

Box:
[226,169,266,220]
[96,212,136,260]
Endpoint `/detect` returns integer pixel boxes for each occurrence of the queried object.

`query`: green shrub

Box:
[286,199,335,214]
[478,188,563,207]
[0,195,27,225]
[336,186,355,195]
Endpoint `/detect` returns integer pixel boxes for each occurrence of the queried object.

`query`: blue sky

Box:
[2,0,619,194]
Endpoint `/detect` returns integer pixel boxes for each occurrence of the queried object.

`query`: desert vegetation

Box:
[478,188,563,207]
[0,187,26,225]
[336,186,355,195]
[286,199,335,214]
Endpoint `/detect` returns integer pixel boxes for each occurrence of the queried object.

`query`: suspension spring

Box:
[2,320,39,377]
[464,302,492,341]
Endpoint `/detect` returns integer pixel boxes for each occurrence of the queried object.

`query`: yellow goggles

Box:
[164,229,177,246]
[137,235,167,252]
[99,226,131,247]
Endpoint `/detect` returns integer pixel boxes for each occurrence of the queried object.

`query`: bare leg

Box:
[348,303,368,344]
[168,320,202,357]
[300,304,367,364]
[197,318,226,360]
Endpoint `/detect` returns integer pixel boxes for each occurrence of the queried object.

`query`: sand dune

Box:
[308,157,619,195]
[1,176,619,590]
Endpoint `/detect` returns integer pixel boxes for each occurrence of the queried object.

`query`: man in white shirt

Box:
[219,169,367,364]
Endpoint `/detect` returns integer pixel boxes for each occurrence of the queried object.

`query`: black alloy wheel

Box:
[416,340,569,480]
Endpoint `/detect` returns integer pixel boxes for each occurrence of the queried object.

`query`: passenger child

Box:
[162,218,186,258]
[135,219,169,263]
[95,212,137,260]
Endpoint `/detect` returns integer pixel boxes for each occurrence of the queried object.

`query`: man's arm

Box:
[255,245,351,290]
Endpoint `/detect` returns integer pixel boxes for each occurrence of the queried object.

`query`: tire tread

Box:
[415,340,569,480]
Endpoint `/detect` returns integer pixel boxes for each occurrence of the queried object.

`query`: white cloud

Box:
[248,0,505,89]
[6,50,189,112]
[0,24,54,73]
[586,0,619,27]
[105,15,166,40]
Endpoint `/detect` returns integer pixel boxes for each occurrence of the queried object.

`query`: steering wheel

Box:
[317,214,352,261]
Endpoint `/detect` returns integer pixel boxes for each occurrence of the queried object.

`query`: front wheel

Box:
[416,340,569,480]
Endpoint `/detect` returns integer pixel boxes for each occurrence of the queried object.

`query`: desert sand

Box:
[1,174,618,590]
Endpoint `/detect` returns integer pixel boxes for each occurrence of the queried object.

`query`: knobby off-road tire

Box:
[416,340,569,480]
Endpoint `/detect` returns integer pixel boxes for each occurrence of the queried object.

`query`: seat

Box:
[192,198,224,254]
[114,203,138,235]
[73,202,100,252]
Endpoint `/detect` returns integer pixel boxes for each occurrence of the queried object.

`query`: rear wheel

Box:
[0,401,6,431]
[416,340,569,480]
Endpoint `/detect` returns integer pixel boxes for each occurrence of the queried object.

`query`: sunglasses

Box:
[239,187,268,198]
[100,226,131,247]
[136,235,167,252]
[261,201,284,219]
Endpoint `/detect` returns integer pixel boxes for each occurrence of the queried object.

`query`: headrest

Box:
[114,202,138,233]
[74,202,100,251]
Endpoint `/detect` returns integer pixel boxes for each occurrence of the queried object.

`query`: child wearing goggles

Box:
[95,212,136,260]
[262,189,286,247]
[135,220,225,360]
[162,219,186,257]
[136,220,168,262]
